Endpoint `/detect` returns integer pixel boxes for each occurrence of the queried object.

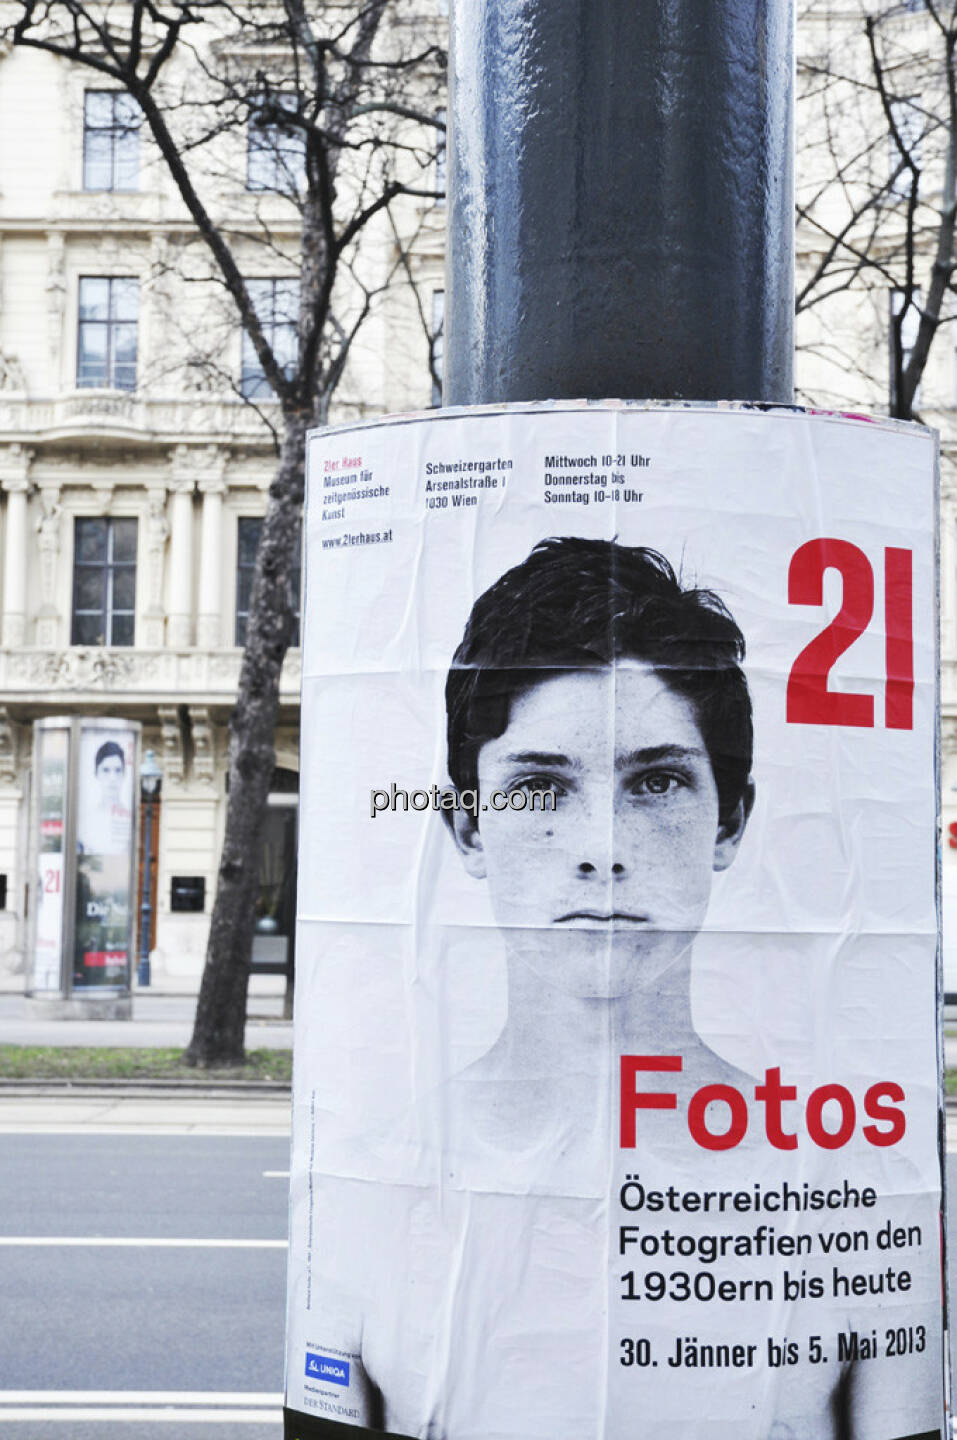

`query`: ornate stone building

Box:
[0,38,444,991]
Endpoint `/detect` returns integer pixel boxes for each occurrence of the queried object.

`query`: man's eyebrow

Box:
[616,744,707,768]
[498,750,579,770]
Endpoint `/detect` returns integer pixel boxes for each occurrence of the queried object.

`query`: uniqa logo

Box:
[304,1352,350,1387]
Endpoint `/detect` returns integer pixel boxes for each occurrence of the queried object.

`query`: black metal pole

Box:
[445,0,794,406]
[137,793,153,988]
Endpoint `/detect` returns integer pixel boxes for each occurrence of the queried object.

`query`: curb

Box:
[0,1079,291,1097]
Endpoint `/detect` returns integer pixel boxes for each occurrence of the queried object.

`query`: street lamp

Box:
[137,748,162,988]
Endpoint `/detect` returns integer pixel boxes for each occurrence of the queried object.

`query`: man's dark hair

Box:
[94,740,125,772]
[445,537,753,825]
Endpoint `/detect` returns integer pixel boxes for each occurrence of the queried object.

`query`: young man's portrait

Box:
[308,536,763,1437]
[439,536,756,1174]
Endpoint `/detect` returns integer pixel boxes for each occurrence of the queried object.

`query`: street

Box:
[0,1098,289,1438]
[2,1100,957,1436]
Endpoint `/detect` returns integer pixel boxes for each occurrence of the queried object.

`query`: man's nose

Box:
[574,802,626,878]
[578,857,626,878]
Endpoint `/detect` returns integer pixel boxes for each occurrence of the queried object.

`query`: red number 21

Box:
[786,539,913,731]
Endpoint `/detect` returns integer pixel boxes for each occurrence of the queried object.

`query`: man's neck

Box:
[492,942,699,1076]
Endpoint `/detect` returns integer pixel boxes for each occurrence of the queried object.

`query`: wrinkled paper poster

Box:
[73,723,136,991]
[285,403,945,1440]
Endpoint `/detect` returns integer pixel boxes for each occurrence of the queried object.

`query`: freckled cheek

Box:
[480,823,564,875]
[479,818,567,917]
[480,809,568,851]
[615,808,718,881]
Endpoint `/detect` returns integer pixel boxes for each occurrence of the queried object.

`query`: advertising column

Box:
[285,403,945,1440]
[27,717,139,1004]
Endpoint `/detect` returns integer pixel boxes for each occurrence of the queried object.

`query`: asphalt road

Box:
[2,1121,957,1438]
[0,1130,289,1438]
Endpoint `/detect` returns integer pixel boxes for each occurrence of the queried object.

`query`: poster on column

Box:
[284,402,945,1440]
[72,722,136,990]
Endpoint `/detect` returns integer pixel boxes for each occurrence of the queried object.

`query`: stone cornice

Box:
[0,213,302,239]
[0,645,302,705]
[0,393,277,452]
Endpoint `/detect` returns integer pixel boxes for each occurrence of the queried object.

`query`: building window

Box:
[235,517,301,647]
[247,95,306,194]
[430,289,444,407]
[241,278,299,399]
[72,517,137,647]
[890,287,922,411]
[77,277,139,390]
[83,91,141,191]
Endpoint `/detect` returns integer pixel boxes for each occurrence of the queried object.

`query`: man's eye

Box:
[508,775,566,800]
[633,771,685,797]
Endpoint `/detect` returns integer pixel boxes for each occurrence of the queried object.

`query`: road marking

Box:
[0,1392,284,1424]
[0,1392,283,1405]
[0,1236,287,1248]
[0,1407,282,1423]
[263,1170,290,1178]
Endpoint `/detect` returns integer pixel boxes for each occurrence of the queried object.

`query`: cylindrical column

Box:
[167,473,194,650]
[445,0,794,406]
[197,479,225,649]
[2,474,30,648]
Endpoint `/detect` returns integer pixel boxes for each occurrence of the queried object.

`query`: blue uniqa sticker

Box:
[305,1352,351,1387]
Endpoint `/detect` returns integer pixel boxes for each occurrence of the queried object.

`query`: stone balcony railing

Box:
[0,645,302,705]
[0,391,279,447]
[0,390,371,448]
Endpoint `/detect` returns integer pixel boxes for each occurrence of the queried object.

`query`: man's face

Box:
[450,665,751,999]
[96,755,124,802]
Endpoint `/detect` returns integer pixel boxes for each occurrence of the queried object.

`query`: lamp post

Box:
[137,748,162,988]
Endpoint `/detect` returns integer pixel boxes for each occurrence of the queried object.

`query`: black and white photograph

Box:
[286,403,944,1440]
[76,729,134,859]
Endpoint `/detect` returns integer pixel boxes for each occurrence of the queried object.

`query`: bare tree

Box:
[5,0,446,1063]
[797,0,957,421]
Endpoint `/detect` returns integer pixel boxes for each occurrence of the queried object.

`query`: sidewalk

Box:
[0,1089,291,1134]
[0,991,292,1050]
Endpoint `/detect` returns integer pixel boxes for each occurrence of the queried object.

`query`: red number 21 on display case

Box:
[786,539,914,731]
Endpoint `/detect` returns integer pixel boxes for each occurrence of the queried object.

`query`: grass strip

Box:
[0,1045,291,1084]
[2,1047,954,1100]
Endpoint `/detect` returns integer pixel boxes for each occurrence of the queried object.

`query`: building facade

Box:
[0,34,444,992]
[0,3,954,996]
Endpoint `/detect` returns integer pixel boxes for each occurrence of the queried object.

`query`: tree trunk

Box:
[184,409,308,1066]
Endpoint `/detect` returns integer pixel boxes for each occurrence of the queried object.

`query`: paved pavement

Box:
[0,1091,291,1134]
[0,991,292,1051]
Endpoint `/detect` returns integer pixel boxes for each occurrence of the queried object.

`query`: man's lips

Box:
[554,911,648,924]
